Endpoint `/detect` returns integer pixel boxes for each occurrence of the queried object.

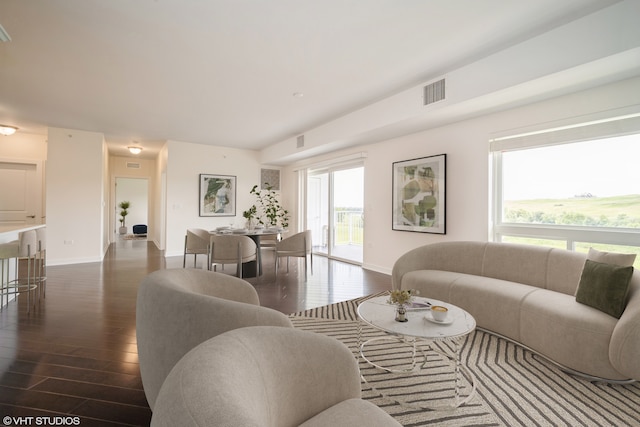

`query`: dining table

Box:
[209,227,283,278]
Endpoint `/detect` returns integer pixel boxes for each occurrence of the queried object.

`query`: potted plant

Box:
[387,289,414,322]
[242,205,257,230]
[118,201,130,234]
[249,183,289,229]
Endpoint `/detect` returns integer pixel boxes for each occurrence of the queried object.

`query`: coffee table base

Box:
[359,334,477,410]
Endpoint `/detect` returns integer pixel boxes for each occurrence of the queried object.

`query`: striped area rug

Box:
[290,295,640,427]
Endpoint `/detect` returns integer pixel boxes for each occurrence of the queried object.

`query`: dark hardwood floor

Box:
[0,240,392,426]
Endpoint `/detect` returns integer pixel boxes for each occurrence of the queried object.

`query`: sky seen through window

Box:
[503,134,639,201]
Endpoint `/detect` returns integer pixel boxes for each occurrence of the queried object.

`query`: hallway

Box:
[0,240,391,425]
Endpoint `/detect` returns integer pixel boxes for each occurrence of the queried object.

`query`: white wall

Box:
[283,76,640,275]
[102,142,110,255]
[164,140,261,257]
[154,143,169,250]
[46,127,106,265]
[0,132,47,160]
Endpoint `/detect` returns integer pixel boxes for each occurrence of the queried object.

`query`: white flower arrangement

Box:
[387,289,414,306]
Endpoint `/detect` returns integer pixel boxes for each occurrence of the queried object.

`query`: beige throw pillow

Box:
[587,247,636,267]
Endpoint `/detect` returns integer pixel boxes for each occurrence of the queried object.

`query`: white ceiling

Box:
[0,0,620,160]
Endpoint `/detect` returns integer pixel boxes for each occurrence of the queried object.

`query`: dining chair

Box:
[258,231,281,251]
[183,228,210,268]
[274,229,312,278]
[210,234,257,279]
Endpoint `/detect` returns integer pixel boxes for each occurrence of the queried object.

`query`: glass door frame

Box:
[306,162,364,265]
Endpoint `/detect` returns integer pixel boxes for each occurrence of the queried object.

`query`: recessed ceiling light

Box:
[128,146,143,155]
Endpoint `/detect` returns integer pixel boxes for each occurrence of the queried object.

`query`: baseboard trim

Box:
[362,263,391,276]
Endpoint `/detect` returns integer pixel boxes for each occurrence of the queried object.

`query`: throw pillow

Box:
[587,247,636,267]
[576,259,634,318]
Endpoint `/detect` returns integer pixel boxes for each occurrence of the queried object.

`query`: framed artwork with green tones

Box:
[199,174,236,217]
[392,154,446,234]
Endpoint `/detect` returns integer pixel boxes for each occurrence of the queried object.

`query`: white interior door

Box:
[0,161,40,225]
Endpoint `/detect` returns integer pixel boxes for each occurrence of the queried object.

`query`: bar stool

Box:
[4,230,40,313]
[36,227,46,300]
[0,239,19,311]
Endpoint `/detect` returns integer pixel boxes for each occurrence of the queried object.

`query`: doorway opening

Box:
[307,165,364,264]
[115,177,148,240]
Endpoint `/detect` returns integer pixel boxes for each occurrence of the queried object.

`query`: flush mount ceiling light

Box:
[128,146,143,155]
[0,125,18,136]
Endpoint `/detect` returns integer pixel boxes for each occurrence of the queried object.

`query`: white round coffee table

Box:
[357,295,477,409]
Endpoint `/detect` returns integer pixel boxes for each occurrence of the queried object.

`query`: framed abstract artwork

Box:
[392,154,446,234]
[261,168,281,190]
[199,174,236,217]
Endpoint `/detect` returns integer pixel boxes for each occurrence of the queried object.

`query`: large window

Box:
[491,114,640,267]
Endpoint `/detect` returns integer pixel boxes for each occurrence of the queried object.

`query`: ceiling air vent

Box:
[126,162,141,169]
[296,135,305,148]
[423,78,445,106]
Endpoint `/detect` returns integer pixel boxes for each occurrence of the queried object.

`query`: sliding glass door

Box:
[307,172,329,257]
[307,165,363,264]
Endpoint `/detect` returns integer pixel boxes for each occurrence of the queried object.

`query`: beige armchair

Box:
[136,268,293,410]
[182,228,210,268]
[275,230,312,277]
[151,326,401,427]
[210,234,257,278]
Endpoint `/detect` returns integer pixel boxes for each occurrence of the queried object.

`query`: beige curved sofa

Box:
[136,268,293,409]
[392,241,640,382]
[151,326,400,427]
